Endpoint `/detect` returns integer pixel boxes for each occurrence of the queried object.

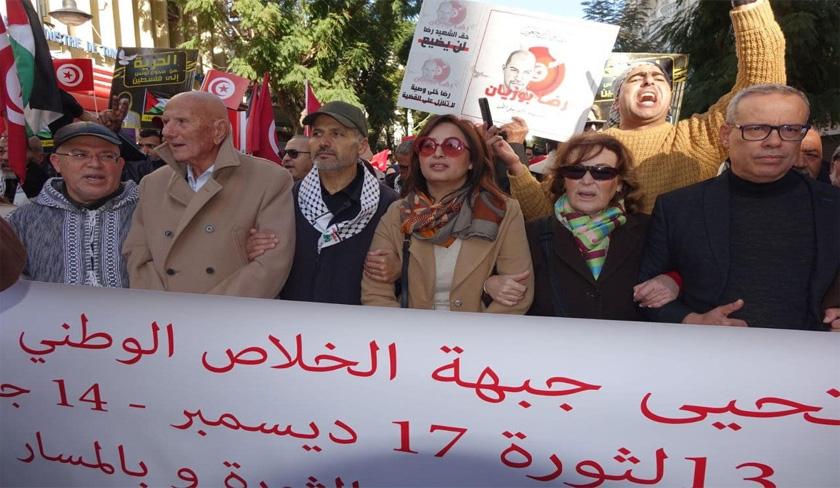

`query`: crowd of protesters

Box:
[1,0,838,331]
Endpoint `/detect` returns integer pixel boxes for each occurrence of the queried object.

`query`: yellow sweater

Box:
[510,0,786,218]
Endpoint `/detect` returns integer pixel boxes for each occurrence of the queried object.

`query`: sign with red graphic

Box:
[399,0,618,141]
[53,58,94,92]
[200,69,250,110]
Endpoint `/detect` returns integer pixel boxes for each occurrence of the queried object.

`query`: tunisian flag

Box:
[201,69,249,110]
[6,0,63,133]
[246,72,281,164]
[0,16,27,182]
[53,58,94,92]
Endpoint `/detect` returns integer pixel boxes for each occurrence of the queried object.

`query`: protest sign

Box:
[398,0,618,141]
[1,282,838,487]
[591,53,689,127]
[109,47,197,133]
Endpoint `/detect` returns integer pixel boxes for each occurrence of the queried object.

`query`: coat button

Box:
[166,268,176,276]
[206,267,215,274]
[163,230,173,237]
[453,299,463,308]
[205,224,215,233]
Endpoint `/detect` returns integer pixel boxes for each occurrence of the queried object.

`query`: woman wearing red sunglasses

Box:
[361,114,533,313]
[526,132,677,320]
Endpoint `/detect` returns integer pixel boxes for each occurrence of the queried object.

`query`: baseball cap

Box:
[302,101,368,135]
[53,122,122,148]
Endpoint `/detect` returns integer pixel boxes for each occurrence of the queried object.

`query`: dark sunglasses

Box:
[557,165,620,181]
[414,136,471,158]
[282,149,310,159]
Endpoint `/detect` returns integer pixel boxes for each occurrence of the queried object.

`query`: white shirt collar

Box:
[186,164,215,192]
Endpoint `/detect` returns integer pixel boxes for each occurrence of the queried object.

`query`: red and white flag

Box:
[303,79,321,137]
[0,16,27,182]
[53,58,94,92]
[201,69,250,110]
[369,149,391,171]
[246,72,281,164]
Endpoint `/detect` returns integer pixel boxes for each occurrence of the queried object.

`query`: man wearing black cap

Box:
[7,121,139,287]
[251,101,397,304]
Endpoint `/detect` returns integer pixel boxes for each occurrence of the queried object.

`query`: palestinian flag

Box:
[142,90,168,123]
[6,0,63,133]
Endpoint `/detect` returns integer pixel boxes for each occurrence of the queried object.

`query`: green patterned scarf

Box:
[554,194,627,280]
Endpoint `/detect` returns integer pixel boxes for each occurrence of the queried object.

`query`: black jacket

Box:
[527,213,649,321]
[639,171,840,329]
[280,176,398,305]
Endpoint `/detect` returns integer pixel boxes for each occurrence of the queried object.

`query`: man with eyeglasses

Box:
[281,135,313,181]
[6,122,139,287]
[639,84,840,331]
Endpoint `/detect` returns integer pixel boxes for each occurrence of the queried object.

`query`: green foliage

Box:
[652,0,840,125]
[582,0,655,52]
[173,0,421,147]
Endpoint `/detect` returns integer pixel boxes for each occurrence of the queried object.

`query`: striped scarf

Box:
[554,194,627,280]
[400,188,506,247]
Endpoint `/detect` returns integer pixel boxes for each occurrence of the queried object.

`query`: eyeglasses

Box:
[282,149,310,159]
[557,164,619,181]
[55,151,120,164]
[414,137,470,158]
[734,124,811,141]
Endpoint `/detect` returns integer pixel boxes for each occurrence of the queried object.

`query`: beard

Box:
[316,157,356,172]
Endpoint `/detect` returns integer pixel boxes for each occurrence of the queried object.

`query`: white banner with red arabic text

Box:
[1,281,838,487]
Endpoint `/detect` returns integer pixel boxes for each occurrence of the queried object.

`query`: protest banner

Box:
[591,53,689,127]
[1,281,838,487]
[398,0,618,141]
[109,47,198,135]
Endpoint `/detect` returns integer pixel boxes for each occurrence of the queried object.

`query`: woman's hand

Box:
[483,270,530,306]
[245,228,278,261]
[486,120,529,176]
[364,249,401,283]
[633,274,679,308]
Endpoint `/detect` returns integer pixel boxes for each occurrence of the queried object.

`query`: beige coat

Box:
[362,197,533,313]
[123,135,295,298]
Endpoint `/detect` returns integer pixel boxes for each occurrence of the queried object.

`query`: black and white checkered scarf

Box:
[298,165,380,253]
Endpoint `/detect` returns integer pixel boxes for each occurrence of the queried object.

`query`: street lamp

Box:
[49,0,92,26]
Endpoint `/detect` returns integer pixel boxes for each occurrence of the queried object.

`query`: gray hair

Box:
[395,140,413,155]
[725,84,810,123]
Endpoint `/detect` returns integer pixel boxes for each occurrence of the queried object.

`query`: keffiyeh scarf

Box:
[299,165,381,253]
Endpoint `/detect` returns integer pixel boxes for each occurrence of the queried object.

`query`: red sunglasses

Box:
[414,136,471,157]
